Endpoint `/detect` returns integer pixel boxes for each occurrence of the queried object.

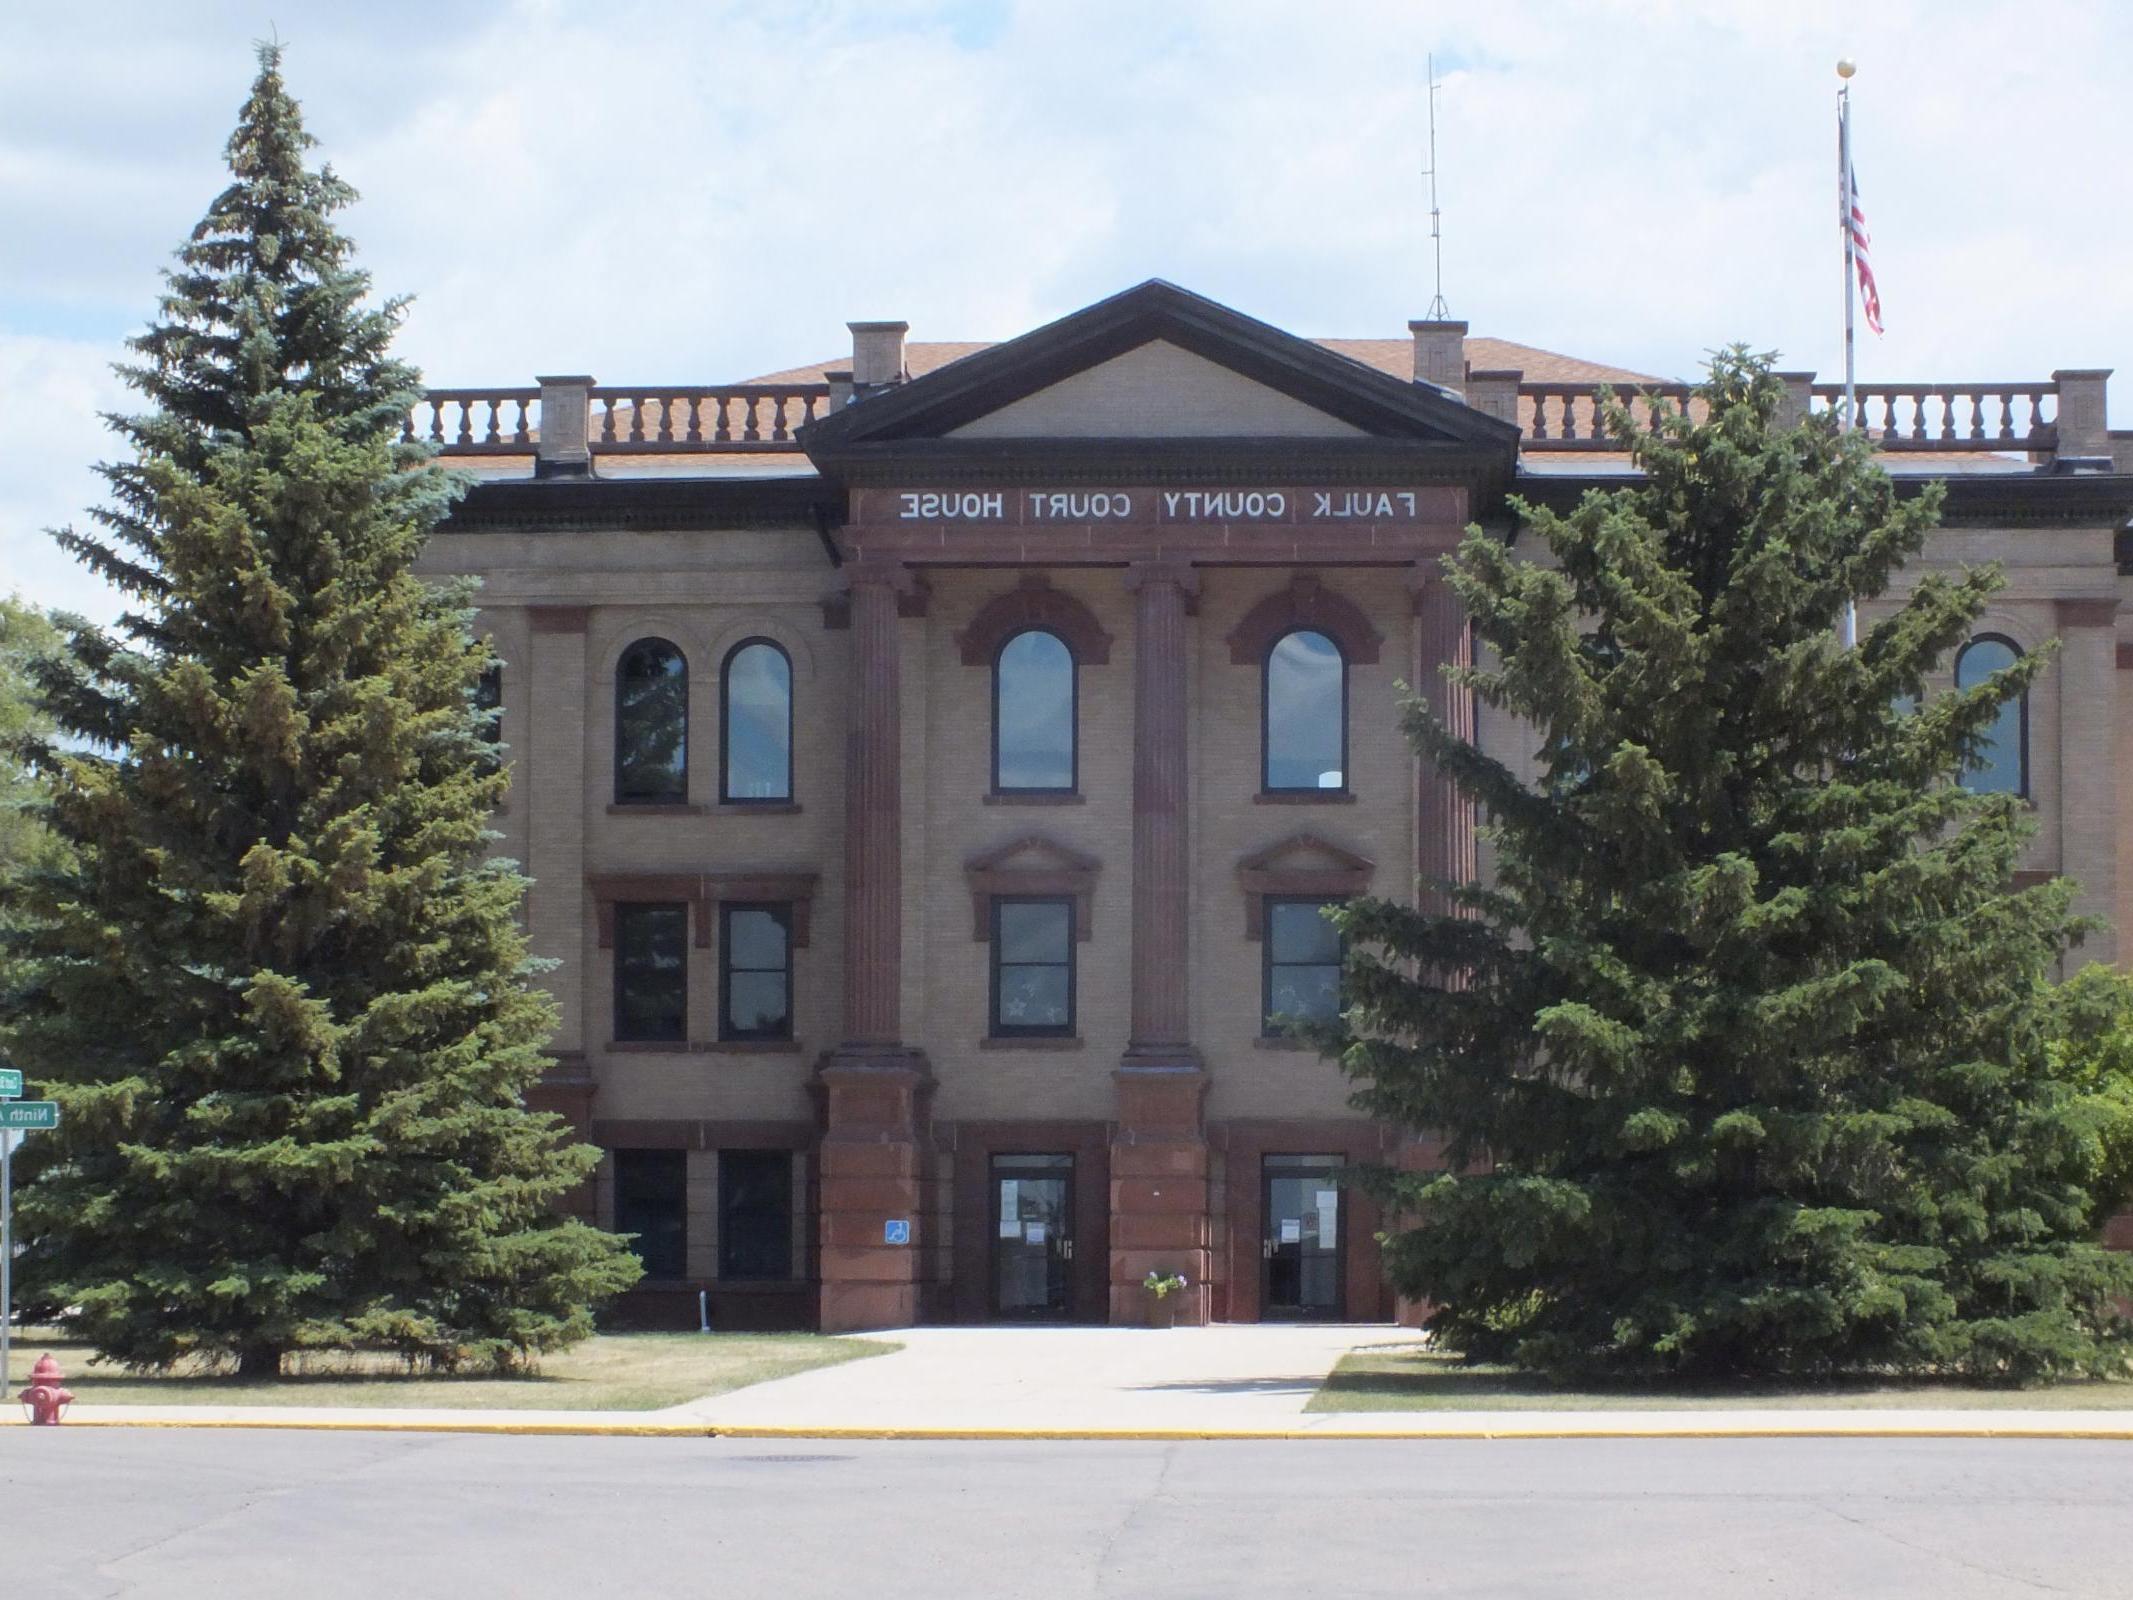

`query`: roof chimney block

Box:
[850,321,910,390]
[1409,319,1468,393]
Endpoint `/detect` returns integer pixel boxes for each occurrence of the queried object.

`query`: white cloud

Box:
[5,0,2128,624]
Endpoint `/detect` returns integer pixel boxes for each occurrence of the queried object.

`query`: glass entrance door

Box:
[989,1160,1075,1322]
[1262,1155,1344,1320]
[991,1153,1074,1320]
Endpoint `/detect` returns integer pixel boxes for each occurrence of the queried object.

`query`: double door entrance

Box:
[990,1153,1075,1320]
[1261,1154,1344,1320]
[983,1149,1348,1321]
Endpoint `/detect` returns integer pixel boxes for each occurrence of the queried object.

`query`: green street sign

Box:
[0,1069,20,1098]
[0,1102,57,1131]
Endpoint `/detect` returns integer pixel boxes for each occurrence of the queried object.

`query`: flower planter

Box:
[1145,1294,1178,1329]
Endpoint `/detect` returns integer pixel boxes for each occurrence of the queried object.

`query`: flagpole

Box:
[1837,57,1859,649]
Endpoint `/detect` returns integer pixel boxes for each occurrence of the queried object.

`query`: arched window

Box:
[721,639,793,803]
[993,629,1076,792]
[615,638,688,804]
[1955,635,2026,796]
[1263,629,1346,792]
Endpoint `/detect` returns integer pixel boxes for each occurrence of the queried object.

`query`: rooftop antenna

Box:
[1423,54,1449,320]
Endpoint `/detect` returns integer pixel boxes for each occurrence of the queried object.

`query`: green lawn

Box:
[3,1330,896,1412]
[1310,1344,2133,1413]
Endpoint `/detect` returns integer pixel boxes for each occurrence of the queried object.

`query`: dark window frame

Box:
[719,637,795,805]
[717,1148,796,1282]
[613,900,689,1043]
[1954,633,2029,800]
[719,900,794,1043]
[614,636,690,805]
[991,626,1079,796]
[1261,628,1350,794]
[614,1148,688,1281]
[988,894,1077,1039]
[474,662,504,745]
[1262,895,1346,1036]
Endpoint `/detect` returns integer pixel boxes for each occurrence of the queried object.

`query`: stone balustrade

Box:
[407,370,2098,464]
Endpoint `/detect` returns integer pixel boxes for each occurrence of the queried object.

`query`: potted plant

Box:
[1142,1268,1189,1328]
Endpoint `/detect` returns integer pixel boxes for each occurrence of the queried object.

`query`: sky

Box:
[4,0,2128,622]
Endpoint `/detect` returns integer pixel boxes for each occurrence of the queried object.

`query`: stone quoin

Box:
[410,279,2133,1331]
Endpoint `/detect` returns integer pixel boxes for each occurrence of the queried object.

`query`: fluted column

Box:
[841,562,908,1045]
[2056,597,2118,969]
[1111,560,1209,1325]
[818,558,932,1332]
[1125,560,1197,1055]
[1413,571,1478,918]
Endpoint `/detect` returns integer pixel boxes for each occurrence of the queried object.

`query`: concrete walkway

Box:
[8,1325,2133,1438]
[684,1323,1407,1433]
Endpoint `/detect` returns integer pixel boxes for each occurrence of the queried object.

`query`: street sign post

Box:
[0,1067,21,1098]
[0,1087,53,1395]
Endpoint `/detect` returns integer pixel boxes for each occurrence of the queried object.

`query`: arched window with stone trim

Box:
[1955,634,2026,796]
[993,628,1077,793]
[1263,629,1347,792]
[721,638,793,803]
[614,637,688,804]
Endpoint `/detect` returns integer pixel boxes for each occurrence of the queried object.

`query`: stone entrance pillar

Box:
[817,559,933,1332]
[1111,561,1212,1325]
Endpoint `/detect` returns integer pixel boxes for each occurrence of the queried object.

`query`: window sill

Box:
[606,802,706,817]
[1254,790,1356,805]
[979,1035,1085,1051]
[697,1039,803,1054]
[983,791,1085,806]
[608,1040,693,1053]
[716,801,803,815]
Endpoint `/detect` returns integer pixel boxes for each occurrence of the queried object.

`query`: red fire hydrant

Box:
[18,1353,74,1425]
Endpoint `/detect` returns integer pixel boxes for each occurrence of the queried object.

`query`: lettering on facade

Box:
[899,491,1007,520]
[877,487,1440,526]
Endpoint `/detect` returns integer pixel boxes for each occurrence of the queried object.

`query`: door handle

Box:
[1061,1238,1073,1260]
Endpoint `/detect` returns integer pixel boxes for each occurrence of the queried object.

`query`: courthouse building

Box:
[411,280,2133,1330]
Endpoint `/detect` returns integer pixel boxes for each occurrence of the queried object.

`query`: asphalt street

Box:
[0,1431,2124,1598]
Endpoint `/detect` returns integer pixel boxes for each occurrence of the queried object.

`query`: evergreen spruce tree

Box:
[1337,350,2133,1383]
[4,45,639,1375]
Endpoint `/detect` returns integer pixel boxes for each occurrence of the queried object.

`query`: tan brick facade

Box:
[417,282,2133,1329]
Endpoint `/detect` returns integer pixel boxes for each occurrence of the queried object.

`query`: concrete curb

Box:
[8,1416,2133,1442]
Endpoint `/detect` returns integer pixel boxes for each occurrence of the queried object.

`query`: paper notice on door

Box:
[1280,1218,1303,1244]
[1024,1222,1047,1245]
[1315,1189,1339,1242]
[999,1180,1021,1237]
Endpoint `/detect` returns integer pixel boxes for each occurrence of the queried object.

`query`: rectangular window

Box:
[614,902,688,1043]
[718,1149,795,1281]
[1263,897,1344,1034]
[614,1148,687,1280]
[720,903,792,1041]
[990,896,1074,1037]
[475,663,503,744]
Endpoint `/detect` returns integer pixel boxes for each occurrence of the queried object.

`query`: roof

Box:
[743,337,1665,390]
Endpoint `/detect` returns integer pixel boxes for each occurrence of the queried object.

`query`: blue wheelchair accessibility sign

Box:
[883,1219,911,1246]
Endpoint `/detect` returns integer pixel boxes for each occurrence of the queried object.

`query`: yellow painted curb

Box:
[4,1416,2132,1442]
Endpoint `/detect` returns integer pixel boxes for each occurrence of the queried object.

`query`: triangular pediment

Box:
[946,340,1370,440]
[1237,833,1375,876]
[965,833,1102,875]
[802,280,1522,459]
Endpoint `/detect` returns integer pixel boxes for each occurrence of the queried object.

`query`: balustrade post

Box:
[1775,371,1815,432]
[2052,370,2113,464]
[1464,369,1522,430]
[534,374,595,478]
[1409,319,1468,392]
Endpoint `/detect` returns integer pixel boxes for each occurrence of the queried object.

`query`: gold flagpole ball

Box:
[1836,58,1857,79]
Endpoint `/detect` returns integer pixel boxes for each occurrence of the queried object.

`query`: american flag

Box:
[1843,158,1884,335]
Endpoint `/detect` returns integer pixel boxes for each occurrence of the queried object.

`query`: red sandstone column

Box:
[1394,571,1478,1328]
[1413,571,1478,918]
[817,559,932,1332]
[1111,561,1212,1325]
